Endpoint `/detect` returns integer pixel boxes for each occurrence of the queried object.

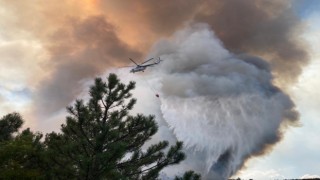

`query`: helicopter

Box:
[125,57,163,73]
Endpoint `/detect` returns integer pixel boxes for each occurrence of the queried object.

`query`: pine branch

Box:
[125,142,183,177]
[78,123,95,149]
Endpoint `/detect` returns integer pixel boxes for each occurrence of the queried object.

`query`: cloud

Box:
[235,169,285,180]
[301,174,320,179]
[0,86,31,123]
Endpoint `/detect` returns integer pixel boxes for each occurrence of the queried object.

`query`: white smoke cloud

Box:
[117,24,298,179]
[301,174,320,179]
[234,169,286,180]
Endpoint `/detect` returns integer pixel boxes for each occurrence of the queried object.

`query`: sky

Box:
[0,0,319,179]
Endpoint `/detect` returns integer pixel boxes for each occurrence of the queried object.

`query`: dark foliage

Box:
[0,114,45,178]
[43,73,199,179]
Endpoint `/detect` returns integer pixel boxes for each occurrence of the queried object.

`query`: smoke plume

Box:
[131,24,298,179]
[195,0,309,84]
[0,1,309,178]
[1,0,306,118]
[34,16,141,117]
[101,0,309,84]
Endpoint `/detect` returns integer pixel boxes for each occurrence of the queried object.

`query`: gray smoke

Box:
[101,0,309,84]
[34,16,141,117]
[128,24,298,179]
[194,0,309,84]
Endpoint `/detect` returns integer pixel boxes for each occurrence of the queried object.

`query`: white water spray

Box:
[117,24,298,179]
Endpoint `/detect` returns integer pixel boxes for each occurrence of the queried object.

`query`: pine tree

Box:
[0,113,45,179]
[0,113,23,141]
[174,170,201,180]
[45,73,189,179]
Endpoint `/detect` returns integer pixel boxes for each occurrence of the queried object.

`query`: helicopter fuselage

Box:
[130,66,147,73]
[128,57,162,73]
